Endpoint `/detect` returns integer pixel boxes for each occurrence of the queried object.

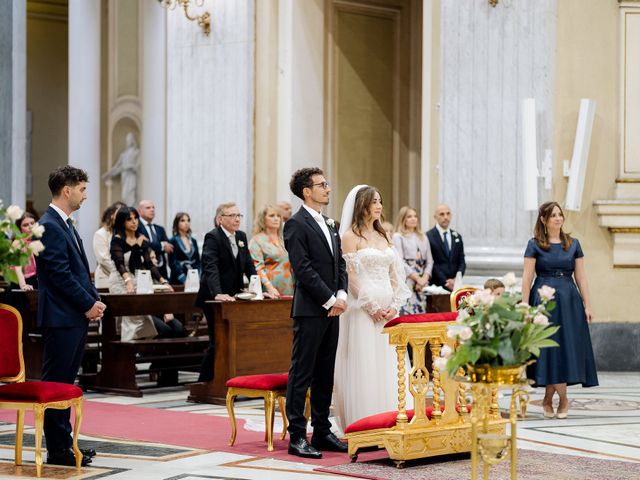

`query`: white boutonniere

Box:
[238,240,245,248]
[451,231,459,238]
[326,218,335,228]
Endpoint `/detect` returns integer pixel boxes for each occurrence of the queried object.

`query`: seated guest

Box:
[109,207,173,341]
[277,200,293,223]
[392,206,433,315]
[426,204,466,291]
[12,212,39,290]
[93,201,126,289]
[195,202,257,382]
[137,199,173,279]
[484,278,505,297]
[249,204,294,298]
[168,211,201,285]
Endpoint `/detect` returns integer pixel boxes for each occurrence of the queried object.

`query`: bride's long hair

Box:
[351,186,389,244]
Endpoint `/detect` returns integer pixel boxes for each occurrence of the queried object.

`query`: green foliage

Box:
[0,203,43,285]
[445,286,559,376]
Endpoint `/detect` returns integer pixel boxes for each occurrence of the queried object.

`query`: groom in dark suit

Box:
[36,166,105,466]
[426,204,466,291]
[195,202,257,382]
[284,168,348,459]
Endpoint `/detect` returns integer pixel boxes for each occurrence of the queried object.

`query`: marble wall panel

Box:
[166,0,254,239]
[439,0,556,253]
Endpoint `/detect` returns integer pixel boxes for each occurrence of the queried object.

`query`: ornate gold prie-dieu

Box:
[158,0,211,36]
[464,364,531,480]
[345,320,507,469]
[0,304,84,478]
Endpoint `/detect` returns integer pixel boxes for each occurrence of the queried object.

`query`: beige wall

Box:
[554,0,637,323]
[26,15,68,214]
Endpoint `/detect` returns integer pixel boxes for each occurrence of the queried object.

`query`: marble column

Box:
[141,0,167,222]
[68,0,101,267]
[439,0,556,277]
[0,0,26,206]
[166,0,255,238]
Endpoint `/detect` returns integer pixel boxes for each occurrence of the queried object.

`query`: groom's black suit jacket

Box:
[284,207,348,317]
[426,226,466,289]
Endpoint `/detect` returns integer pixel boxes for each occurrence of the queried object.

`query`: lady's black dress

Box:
[525,238,598,387]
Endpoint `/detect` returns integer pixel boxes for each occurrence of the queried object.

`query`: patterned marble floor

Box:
[0,372,638,479]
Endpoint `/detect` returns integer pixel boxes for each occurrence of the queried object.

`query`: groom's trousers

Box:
[286,314,339,440]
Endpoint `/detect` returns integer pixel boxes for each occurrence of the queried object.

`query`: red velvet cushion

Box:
[0,382,83,403]
[225,373,289,390]
[345,404,471,434]
[0,307,21,379]
[384,312,458,328]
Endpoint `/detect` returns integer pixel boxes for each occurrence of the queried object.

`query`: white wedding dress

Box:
[333,247,412,431]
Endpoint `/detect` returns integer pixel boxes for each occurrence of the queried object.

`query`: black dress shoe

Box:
[311,432,348,452]
[47,448,92,466]
[80,448,97,458]
[288,437,323,459]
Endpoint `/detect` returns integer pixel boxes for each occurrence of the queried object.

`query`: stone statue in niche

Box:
[103,132,140,206]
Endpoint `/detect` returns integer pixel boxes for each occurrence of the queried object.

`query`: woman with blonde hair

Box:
[392,206,433,315]
[248,204,293,297]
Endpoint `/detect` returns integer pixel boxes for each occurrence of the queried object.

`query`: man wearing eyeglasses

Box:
[283,168,348,459]
[195,202,257,382]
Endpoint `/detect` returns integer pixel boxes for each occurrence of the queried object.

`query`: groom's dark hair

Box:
[290,167,324,200]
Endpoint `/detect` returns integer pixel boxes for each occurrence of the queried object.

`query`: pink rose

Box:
[538,285,556,302]
[533,314,549,325]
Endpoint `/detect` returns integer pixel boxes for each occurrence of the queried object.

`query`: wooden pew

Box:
[94,291,207,396]
[188,298,293,404]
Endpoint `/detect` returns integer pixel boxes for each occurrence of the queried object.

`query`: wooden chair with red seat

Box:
[450,286,477,312]
[0,303,85,477]
[226,373,311,451]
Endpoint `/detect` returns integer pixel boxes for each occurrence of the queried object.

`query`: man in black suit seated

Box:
[36,166,106,466]
[426,204,466,291]
[195,202,257,382]
[137,199,173,280]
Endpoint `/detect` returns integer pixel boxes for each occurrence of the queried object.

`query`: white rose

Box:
[458,326,472,341]
[326,218,335,228]
[502,272,517,288]
[433,357,449,371]
[6,205,23,221]
[237,240,245,248]
[31,223,45,238]
[456,309,470,323]
[440,344,453,358]
[11,239,21,251]
[538,285,556,302]
[446,326,459,339]
[533,313,549,326]
[29,240,45,255]
[472,289,494,306]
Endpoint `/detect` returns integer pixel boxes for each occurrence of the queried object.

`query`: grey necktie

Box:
[229,234,238,258]
[66,218,81,250]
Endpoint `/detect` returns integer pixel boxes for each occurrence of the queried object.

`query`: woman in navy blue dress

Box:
[522,202,598,419]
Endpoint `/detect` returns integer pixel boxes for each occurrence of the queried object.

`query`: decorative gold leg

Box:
[265,392,276,451]
[490,387,500,418]
[15,409,24,466]
[72,399,84,469]
[396,344,408,425]
[430,343,442,421]
[34,405,44,478]
[277,396,287,440]
[226,391,237,447]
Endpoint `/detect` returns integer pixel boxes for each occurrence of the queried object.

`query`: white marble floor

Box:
[0,372,638,479]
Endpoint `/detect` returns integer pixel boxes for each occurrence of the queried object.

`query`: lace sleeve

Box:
[343,253,381,316]
[389,249,412,312]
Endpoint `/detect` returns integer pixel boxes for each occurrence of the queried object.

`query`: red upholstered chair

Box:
[0,303,85,478]
[226,373,290,452]
[450,286,477,311]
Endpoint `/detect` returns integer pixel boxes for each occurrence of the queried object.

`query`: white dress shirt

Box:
[302,204,347,309]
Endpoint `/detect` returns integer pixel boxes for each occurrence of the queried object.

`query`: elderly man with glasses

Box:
[195,202,257,382]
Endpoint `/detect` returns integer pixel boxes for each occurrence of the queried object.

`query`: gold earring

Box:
[544,226,547,235]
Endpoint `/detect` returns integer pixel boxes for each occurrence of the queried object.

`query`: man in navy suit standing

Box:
[137,199,173,279]
[36,166,105,466]
[426,204,466,291]
[283,168,348,459]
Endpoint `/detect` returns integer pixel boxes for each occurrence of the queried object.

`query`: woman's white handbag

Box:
[135,269,154,294]
[184,269,200,292]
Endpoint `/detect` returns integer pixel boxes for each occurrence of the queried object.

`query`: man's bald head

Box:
[434,204,452,229]
[137,200,155,222]
[277,200,292,221]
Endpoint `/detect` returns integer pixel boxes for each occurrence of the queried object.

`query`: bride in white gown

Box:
[333,185,411,431]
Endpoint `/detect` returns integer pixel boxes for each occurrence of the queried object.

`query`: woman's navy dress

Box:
[524,238,598,387]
